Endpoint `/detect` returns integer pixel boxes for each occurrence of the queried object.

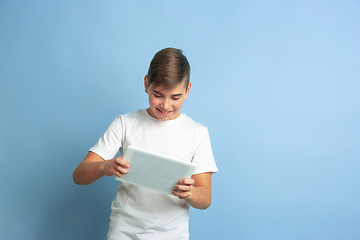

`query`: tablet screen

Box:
[115,145,196,195]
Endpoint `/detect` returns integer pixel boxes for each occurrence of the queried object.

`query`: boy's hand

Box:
[172,178,195,199]
[101,155,130,178]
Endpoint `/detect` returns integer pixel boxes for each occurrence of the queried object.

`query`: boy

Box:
[73,47,218,240]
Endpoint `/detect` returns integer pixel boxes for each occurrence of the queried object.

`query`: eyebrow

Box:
[153,90,183,97]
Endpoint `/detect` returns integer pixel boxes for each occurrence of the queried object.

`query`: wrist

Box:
[99,160,106,175]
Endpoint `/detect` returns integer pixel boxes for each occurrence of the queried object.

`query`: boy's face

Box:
[145,76,191,121]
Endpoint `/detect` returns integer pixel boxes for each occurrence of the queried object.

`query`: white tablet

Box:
[115,145,196,195]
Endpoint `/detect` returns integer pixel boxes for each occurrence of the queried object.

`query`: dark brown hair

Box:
[147,47,190,90]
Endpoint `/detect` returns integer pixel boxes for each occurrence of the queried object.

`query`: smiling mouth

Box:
[157,108,172,115]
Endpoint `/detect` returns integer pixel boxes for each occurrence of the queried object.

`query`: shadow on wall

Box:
[1,154,118,240]
[1,132,120,240]
[36,179,117,240]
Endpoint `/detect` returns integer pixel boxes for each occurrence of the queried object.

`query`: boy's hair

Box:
[147,47,190,90]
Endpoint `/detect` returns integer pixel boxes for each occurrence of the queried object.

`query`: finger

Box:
[172,190,191,199]
[179,178,195,185]
[115,155,130,168]
[175,184,192,191]
[114,170,123,178]
[114,164,129,175]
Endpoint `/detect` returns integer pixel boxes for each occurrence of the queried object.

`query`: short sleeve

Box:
[192,128,218,175]
[89,116,124,160]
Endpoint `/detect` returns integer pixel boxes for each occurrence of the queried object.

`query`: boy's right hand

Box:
[101,155,130,178]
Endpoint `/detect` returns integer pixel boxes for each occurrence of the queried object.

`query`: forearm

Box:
[185,185,212,210]
[72,161,105,185]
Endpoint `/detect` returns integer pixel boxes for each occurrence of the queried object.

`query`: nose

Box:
[161,98,171,110]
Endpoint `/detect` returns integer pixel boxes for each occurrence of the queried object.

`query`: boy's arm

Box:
[72,152,129,185]
[173,172,213,210]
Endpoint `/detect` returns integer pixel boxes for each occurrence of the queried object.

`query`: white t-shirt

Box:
[90,109,218,240]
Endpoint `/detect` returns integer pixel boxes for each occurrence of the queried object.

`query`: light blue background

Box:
[1,1,359,239]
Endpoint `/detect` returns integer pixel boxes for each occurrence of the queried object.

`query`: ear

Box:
[144,75,149,93]
[184,82,192,100]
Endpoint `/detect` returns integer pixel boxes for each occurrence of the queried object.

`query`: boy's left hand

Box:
[172,178,195,199]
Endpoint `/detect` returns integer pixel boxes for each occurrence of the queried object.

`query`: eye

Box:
[172,97,180,100]
[154,94,162,98]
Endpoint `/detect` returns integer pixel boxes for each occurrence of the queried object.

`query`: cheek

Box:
[173,100,184,110]
[149,96,158,107]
